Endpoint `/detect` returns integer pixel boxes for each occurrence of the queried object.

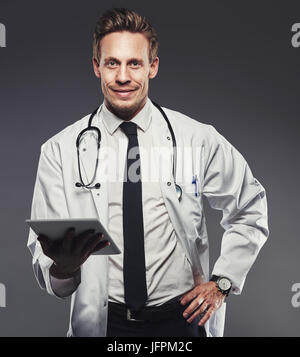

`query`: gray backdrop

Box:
[0,0,299,337]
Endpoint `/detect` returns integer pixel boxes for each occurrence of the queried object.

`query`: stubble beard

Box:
[106,93,147,121]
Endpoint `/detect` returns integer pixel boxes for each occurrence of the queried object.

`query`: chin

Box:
[108,97,143,118]
[113,99,134,110]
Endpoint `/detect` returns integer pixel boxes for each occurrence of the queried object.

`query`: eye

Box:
[130,61,141,68]
[107,60,117,67]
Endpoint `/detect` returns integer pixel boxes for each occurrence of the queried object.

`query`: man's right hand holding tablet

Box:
[37,228,110,279]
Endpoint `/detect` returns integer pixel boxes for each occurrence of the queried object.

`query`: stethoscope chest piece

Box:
[176,184,182,202]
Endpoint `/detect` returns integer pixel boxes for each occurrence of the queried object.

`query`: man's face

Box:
[93,31,159,119]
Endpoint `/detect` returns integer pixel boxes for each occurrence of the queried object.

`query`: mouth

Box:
[111,88,137,98]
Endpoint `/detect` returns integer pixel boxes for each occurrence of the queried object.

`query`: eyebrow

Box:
[104,56,144,65]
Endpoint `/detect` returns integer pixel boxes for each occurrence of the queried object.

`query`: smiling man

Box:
[93,30,157,120]
[28,8,269,337]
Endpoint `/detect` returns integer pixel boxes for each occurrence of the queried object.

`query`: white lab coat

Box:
[27,100,269,337]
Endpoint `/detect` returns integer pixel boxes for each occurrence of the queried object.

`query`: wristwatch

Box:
[210,275,232,296]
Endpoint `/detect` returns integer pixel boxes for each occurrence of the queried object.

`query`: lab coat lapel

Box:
[150,105,193,265]
[150,104,205,286]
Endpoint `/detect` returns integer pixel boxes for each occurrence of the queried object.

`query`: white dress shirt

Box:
[50,97,195,305]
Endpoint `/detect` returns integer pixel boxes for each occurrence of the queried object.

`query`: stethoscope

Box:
[75,100,183,202]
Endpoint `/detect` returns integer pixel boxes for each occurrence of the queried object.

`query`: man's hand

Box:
[180,281,226,326]
[37,227,110,279]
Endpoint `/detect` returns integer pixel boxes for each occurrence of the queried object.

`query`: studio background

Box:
[0,0,299,336]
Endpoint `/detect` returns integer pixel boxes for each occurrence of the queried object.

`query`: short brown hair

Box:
[93,8,159,64]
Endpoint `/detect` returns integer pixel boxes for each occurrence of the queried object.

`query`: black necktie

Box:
[120,121,147,311]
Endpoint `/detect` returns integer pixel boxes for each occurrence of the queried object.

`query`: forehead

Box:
[100,31,149,60]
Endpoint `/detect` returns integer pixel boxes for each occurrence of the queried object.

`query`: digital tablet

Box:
[26,218,121,255]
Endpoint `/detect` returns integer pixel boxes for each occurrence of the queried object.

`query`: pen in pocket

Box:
[192,174,199,197]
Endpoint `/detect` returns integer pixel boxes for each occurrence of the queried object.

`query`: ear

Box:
[149,56,159,79]
[92,57,101,78]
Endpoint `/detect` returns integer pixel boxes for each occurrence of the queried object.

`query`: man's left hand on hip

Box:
[180,282,226,326]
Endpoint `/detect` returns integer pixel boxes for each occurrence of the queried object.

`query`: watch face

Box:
[218,278,231,291]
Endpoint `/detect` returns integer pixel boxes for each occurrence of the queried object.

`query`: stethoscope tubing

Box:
[76,100,181,199]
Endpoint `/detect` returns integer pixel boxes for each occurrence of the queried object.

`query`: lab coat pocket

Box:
[181,182,200,196]
[181,182,201,208]
[180,182,202,229]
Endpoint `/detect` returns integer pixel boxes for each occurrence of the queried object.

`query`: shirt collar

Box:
[100,97,152,135]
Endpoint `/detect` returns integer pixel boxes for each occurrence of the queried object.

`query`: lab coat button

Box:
[82,148,87,152]
[167,136,171,140]
[167,182,171,186]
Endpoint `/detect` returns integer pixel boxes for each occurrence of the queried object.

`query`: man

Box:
[27,8,269,337]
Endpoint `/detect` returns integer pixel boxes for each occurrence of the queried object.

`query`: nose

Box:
[115,63,131,85]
